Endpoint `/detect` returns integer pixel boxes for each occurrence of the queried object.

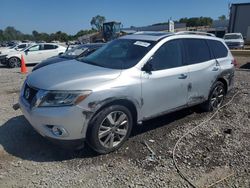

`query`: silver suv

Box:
[19,32,235,154]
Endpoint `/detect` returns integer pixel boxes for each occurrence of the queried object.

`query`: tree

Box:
[0,25,99,42]
[218,15,226,21]
[179,17,213,27]
[90,15,106,31]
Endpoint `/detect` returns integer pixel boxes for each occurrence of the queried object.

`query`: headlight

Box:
[38,90,92,107]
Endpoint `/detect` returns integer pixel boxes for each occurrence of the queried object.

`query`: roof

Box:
[231,3,250,6]
[120,31,217,41]
[121,31,174,41]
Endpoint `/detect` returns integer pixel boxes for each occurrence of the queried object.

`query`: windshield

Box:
[21,44,33,51]
[224,34,242,40]
[79,39,155,69]
[61,45,87,58]
[9,45,17,49]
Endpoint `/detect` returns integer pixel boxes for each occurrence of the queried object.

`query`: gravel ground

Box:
[0,57,249,188]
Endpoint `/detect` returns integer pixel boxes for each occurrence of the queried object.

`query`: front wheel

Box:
[87,105,133,154]
[201,81,226,112]
[8,57,21,68]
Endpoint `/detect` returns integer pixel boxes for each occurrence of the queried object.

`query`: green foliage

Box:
[218,15,226,21]
[90,15,106,31]
[0,27,96,42]
[179,17,213,27]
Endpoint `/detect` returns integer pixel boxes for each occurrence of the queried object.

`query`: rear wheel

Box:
[201,81,226,112]
[8,57,21,68]
[87,105,133,154]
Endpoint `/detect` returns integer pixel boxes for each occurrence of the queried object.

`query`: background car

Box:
[0,43,33,57]
[32,43,104,71]
[0,43,34,65]
[224,33,244,49]
[5,43,66,68]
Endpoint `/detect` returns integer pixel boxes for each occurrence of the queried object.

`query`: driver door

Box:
[141,39,189,119]
[24,44,43,64]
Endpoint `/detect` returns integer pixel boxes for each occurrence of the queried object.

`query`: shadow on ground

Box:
[0,116,97,162]
[240,62,250,69]
[0,107,198,162]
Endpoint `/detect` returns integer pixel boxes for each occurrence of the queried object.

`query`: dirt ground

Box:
[0,57,249,188]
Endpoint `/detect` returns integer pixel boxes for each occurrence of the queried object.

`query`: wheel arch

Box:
[91,98,138,124]
[8,56,21,61]
[216,77,228,94]
[7,56,21,68]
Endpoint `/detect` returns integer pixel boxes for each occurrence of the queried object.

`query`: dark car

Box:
[32,43,104,71]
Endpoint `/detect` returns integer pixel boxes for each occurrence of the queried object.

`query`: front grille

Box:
[23,84,38,104]
[226,42,240,46]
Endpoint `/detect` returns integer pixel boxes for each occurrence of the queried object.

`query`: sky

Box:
[1,0,249,35]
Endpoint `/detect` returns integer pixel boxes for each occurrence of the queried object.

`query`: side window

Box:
[43,44,56,50]
[28,45,40,51]
[207,40,228,59]
[17,44,26,49]
[183,39,211,65]
[151,40,183,71]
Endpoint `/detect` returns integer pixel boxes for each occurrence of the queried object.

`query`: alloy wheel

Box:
[98,111,129,148]
[210,85,224,109]
[9,57,20,68]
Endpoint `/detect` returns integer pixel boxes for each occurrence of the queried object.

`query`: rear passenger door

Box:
[141,39,189,119]
[182,38,220,105]
[41,44,59,60]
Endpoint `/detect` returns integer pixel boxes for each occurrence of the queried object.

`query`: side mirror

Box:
[142,57,154,73]
[142,62,153,73]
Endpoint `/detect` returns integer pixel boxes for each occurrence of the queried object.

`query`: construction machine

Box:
[91,21,122,43]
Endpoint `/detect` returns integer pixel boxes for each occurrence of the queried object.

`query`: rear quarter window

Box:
[182,39,211,65]
[207,40,228,59]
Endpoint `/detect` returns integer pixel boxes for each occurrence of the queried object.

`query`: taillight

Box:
[231,59,237,67]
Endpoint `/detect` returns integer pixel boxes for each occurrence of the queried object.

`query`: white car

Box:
[0,43,32,55]
[224,33,244,49]
[5,43,66,68]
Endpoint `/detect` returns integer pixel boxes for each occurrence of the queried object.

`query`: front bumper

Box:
[226,43,244,49]
[19,96,89,146]
[0,55,7,65]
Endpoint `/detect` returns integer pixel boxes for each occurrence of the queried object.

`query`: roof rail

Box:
[176,31,216,37]
[134,31,170,35]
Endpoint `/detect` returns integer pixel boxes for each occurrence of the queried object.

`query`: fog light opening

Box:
[51,126,68,137]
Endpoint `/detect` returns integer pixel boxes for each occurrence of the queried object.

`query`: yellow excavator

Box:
[90,21,123,43]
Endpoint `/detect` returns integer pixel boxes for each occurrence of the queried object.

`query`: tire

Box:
[8,57,21,68]
[87,105,133,154]
[201,81,226,112]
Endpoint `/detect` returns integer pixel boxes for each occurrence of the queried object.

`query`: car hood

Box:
[6,51,21,57]
[32,56,71,71]
[224,39,244,43]
[27,60,122,90]
[0,48,17,55]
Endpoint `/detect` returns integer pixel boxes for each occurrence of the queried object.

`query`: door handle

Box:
[178,74,188,79]
[212,67,219,71]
